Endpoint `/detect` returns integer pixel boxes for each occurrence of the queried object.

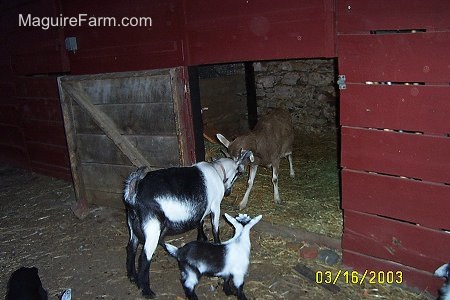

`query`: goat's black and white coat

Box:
[123,151,253,298]
[435,262,450,300]
[165,213,262,300]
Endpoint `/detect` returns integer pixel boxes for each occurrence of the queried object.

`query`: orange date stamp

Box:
[315,270,403,285]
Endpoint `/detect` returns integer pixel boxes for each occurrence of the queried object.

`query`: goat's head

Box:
[216,134,255,165]
[224,213,262,233]
[435,262,450,280]
[213,150,253,196]
[435,262,450,298]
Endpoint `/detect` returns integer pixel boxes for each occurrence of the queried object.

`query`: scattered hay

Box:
[207,131,342,238]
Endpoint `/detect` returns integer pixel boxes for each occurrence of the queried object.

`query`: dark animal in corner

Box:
[123,151,253,298]
[435,262,450,300]
[217,108,295,209]
[6,266,48,300]
[165,213,262,300]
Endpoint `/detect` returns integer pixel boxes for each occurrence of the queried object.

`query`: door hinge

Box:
[337,75,346,90]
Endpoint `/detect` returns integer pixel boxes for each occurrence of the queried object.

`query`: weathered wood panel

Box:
[341,127,450,184]
[72,103,177,135]
[77,134,179,167]
[81,163,135,195]
[185,0,335,65]
[85,189,124,210]
[58,68,193,211]
[343,250,443,296]
[337,0,450,33]
[342,169,450,230]
[76,75,173,105]
[343,210,450,276]
[340,84,450,136]
[338,32,450,83]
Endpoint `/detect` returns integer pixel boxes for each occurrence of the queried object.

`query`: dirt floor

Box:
[0,139,434,299]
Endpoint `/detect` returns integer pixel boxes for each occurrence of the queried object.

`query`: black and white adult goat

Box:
[165,213,262,300]
[435,262,450,300]
[123,151,253,298]
[217,108,295,209]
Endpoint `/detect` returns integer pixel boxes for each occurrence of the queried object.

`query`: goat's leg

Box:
[126,233,139,283]
[232,274,247,300]
[196,220,207,241]
[223,276,236,296]
[137,219,160,298]
[210,206,221,243]
[287,153,295,178]
[272,159,281,204]
[239,164,258,209]
[180,266,199,300]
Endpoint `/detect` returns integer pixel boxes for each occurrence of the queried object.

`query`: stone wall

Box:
[254,59,337,133]
[198,58,338,134]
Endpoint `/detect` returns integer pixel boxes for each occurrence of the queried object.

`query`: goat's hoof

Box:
[142,288,156,299]
[127,274,137,284]
[238,203,247,210]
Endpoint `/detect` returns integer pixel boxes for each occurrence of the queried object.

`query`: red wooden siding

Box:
[185,0,335,65]
[337,0,450,33]
[338,32,450,83]
[61,0,185,75]
[337,0,450,295]
[341,127,450,184]
[342,170,450,230]
[15,76,71,180]
[0,0,71,179]
[340,84,450,136]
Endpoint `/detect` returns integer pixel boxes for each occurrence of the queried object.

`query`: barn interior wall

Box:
[198,59,337,139]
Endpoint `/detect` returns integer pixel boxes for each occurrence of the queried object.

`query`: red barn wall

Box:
[0,0,71,179]
[0,0,335,179]
[337,0,450,294]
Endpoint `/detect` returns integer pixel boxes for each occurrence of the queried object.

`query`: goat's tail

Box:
[124,167,148,206]
[164,243,178,258]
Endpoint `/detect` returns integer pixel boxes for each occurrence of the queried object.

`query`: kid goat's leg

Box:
[137,218,161,298]
[232,274,247,300]
[180,265,200,300]
[239,164,258,209]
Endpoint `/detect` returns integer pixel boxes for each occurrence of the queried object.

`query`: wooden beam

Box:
[61,81,153,169]
[245,62,257,130]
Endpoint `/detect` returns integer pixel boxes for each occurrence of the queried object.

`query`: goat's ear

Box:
[220,149,231,158]
[435,263,450,278]
[216,133,230,148]
[224,213,239,227]
[248,215,262,227]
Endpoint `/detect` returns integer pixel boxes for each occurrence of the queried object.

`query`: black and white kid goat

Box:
[123,151,253,298]
[435,262,450,300]
[165,213,262,300]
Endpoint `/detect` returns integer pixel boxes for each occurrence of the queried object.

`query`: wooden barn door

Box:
[58,67,195,217]
[337,0,450,295]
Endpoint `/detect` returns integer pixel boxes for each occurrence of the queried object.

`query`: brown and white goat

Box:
[217,108,295,209]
